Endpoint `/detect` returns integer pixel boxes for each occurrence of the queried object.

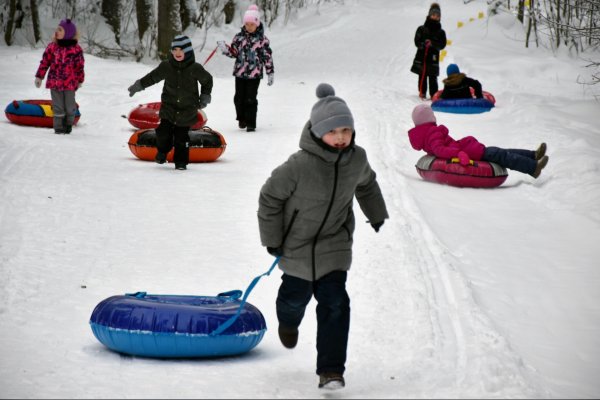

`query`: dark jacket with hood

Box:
[257,122,389,281]
[441,73,483,99]
[410,18,447,77]
[139,52,213,127]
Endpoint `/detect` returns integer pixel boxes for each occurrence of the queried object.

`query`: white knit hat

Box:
[243,4,261,26]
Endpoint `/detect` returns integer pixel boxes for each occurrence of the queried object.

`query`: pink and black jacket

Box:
[223,24,274,80]
[35,39,85,91]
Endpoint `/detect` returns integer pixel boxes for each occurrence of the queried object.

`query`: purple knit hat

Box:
[59,19,77,40]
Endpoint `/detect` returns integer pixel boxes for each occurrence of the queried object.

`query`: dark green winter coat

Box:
[258,122,389,281]
[139,54,213,127]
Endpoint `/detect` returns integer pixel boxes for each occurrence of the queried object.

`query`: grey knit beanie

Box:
[310,83,354,138]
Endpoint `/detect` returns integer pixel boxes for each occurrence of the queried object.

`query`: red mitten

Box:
[457,151,470,166]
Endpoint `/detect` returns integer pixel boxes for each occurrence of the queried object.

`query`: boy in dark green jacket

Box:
[128,35,213,170]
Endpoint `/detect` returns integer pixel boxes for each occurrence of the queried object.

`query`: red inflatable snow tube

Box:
[127,102,207,130]
[5,99,81,128]
[415,155,508,188]
[128,126,227,163]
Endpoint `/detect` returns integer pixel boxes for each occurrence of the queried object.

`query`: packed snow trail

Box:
[227,0,549,396]
[1,0,599,398]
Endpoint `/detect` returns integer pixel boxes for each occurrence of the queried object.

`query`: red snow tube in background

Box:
[415,155,508,188]
[128,126,226,163]
[5,99,81,128]
[127,102,207,130]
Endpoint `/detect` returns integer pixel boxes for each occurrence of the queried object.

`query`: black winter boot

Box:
[318,373,345,390]
[532,155,549,178]
[535,143,547,160]
[155,152,167,164]
[278,325,298,349]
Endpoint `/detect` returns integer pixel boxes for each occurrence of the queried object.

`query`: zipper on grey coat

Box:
[311,154,341,281]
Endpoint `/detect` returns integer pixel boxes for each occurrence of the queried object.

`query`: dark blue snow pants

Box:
[276,271,350,376]
[482,146,537,175]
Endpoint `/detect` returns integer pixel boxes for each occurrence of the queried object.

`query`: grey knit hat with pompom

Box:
[310,83,354,138]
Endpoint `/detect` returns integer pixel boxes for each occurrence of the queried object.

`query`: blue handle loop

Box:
[126,291,147,298]
[217,290,243,300]
[209,256,280,336]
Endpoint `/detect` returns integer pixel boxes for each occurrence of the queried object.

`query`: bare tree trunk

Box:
[4,0,17,45]
[102,0,122,45]
[30,0,40,43]
[589,1,595,46]
[518,0,525,23]
[157,0,181,60]
[259,0,280,27]
[525,0,534,47]
[223,0,235,24]
[68,0,77,19]
[556,0,561,48]
[180,0,191,31]
[135,0,151,41]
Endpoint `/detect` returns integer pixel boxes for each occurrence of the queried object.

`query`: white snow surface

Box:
[1,0,599,398]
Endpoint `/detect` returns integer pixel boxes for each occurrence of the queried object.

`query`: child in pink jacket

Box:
[409,104,549,178]
[35,19,85,134]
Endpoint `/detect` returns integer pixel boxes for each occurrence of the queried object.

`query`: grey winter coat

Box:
[258,122,389,281]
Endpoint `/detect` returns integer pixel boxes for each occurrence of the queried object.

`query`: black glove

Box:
[128,80,143,97]
[267,246,283,257]
[199,93,211,109]
[370,221,384,233]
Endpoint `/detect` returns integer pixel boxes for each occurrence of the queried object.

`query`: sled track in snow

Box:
[353,37,547,394]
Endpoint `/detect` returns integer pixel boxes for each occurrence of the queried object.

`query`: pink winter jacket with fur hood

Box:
[408,122,486,160]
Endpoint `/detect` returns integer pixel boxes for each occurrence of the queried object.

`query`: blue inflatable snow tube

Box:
[431,90,496,114]
[89,290,267,358]
[431,97,495,114]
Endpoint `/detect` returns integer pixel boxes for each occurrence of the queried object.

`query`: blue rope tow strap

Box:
[209,256,280,336]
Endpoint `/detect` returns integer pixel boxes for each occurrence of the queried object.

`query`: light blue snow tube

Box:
[89,290,267,358]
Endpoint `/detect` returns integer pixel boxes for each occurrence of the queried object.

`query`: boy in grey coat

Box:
[257,83,388,390]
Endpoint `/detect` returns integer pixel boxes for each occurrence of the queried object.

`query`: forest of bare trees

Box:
[488,0,599,83]
[1,0,598,83]
[1,0,328,60]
